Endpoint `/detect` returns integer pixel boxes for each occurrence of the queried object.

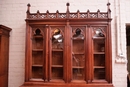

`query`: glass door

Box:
[71,27,85,81]
[31,28,45,80]
[92,27,106,82]
[50,27,64,81]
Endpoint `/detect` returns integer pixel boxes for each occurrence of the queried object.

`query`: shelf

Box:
[51,65,63,68]
[30,78,44,81]
[73,53,84,55]
[71,80,86,83]
[94,66,105,69]
[93,37,105,39]
[52,49,63,51]
[72,66,84,69]
[32,65,43,67]
[92,79,107,83]
[33,35,43,38]
[72,38,84,40]
[94,52,105,54]
[32,49,43,51]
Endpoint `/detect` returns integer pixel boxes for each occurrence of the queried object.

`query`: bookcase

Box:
[0,25,12,87]
[21,2,113,87]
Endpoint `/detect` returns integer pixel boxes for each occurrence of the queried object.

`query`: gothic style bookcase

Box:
[0,25,12,87]
[21,3,113,87]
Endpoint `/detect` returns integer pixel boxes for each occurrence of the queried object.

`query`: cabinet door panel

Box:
[91,26,107,82]
[71,26,86,81]
[50,26,65,81]
[31,27,45,80]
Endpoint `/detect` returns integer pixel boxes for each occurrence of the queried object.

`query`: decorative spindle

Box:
[37,10,40,18]
[27,3,31,13]
[37,10,40,13]
[46,10,49,18]
[66,2,70,18]
[56,10,59,18]
[97,9,100,18]
[77,10,80,18]
[107,2,111,11]
[26,3,31,18]
[87,10,90,18]
[66,2,70,12]
[107,2,111,18]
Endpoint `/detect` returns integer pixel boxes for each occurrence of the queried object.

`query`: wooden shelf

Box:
[92,79,107,83]
[73,38,84,40]
[94,66,105,69]
[52,49,63,51]
[32,49,43,51]
[33,35,43,38]
[30,78,44,81]
[51,65,63,68]
[71,80,86,83]
[32,65,43,67]
[94,52,105,54]
[72,66,84,69]
[93,37,105,39]
[73,53,84,55]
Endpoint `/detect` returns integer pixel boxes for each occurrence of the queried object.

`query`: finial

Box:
[107,2,111,12]
[87,10,90,12]
[27,3,31,7]
[77,10,80,13]
[66,2,70,6]
[107,2,111,18]
[27,3,31,13]
[66,2,70,18]
[37,10,40,13]
[97,9,100,12]
[66,2,70,13]
[107,2,110,6]
[46,10,49,13]
[56,10,59,13]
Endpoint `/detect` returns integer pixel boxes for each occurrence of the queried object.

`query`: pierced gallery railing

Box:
[26,3,111,20]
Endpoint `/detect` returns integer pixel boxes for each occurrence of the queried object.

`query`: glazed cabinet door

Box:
[29,25,47,81]
[49,26,65,82]
[90,25,110,83]
[70,26,88,83]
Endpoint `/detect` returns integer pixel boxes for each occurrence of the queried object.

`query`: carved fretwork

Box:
[26,3,111,20]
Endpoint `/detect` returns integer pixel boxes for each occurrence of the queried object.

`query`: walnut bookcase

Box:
[0,25,12,87]
[21,2,113,87]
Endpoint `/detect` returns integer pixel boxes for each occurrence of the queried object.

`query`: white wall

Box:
[0,0,129,87]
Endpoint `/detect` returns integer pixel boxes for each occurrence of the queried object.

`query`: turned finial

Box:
[107,2,111,12]
[66,2,70,13]
[27,3,31,13]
